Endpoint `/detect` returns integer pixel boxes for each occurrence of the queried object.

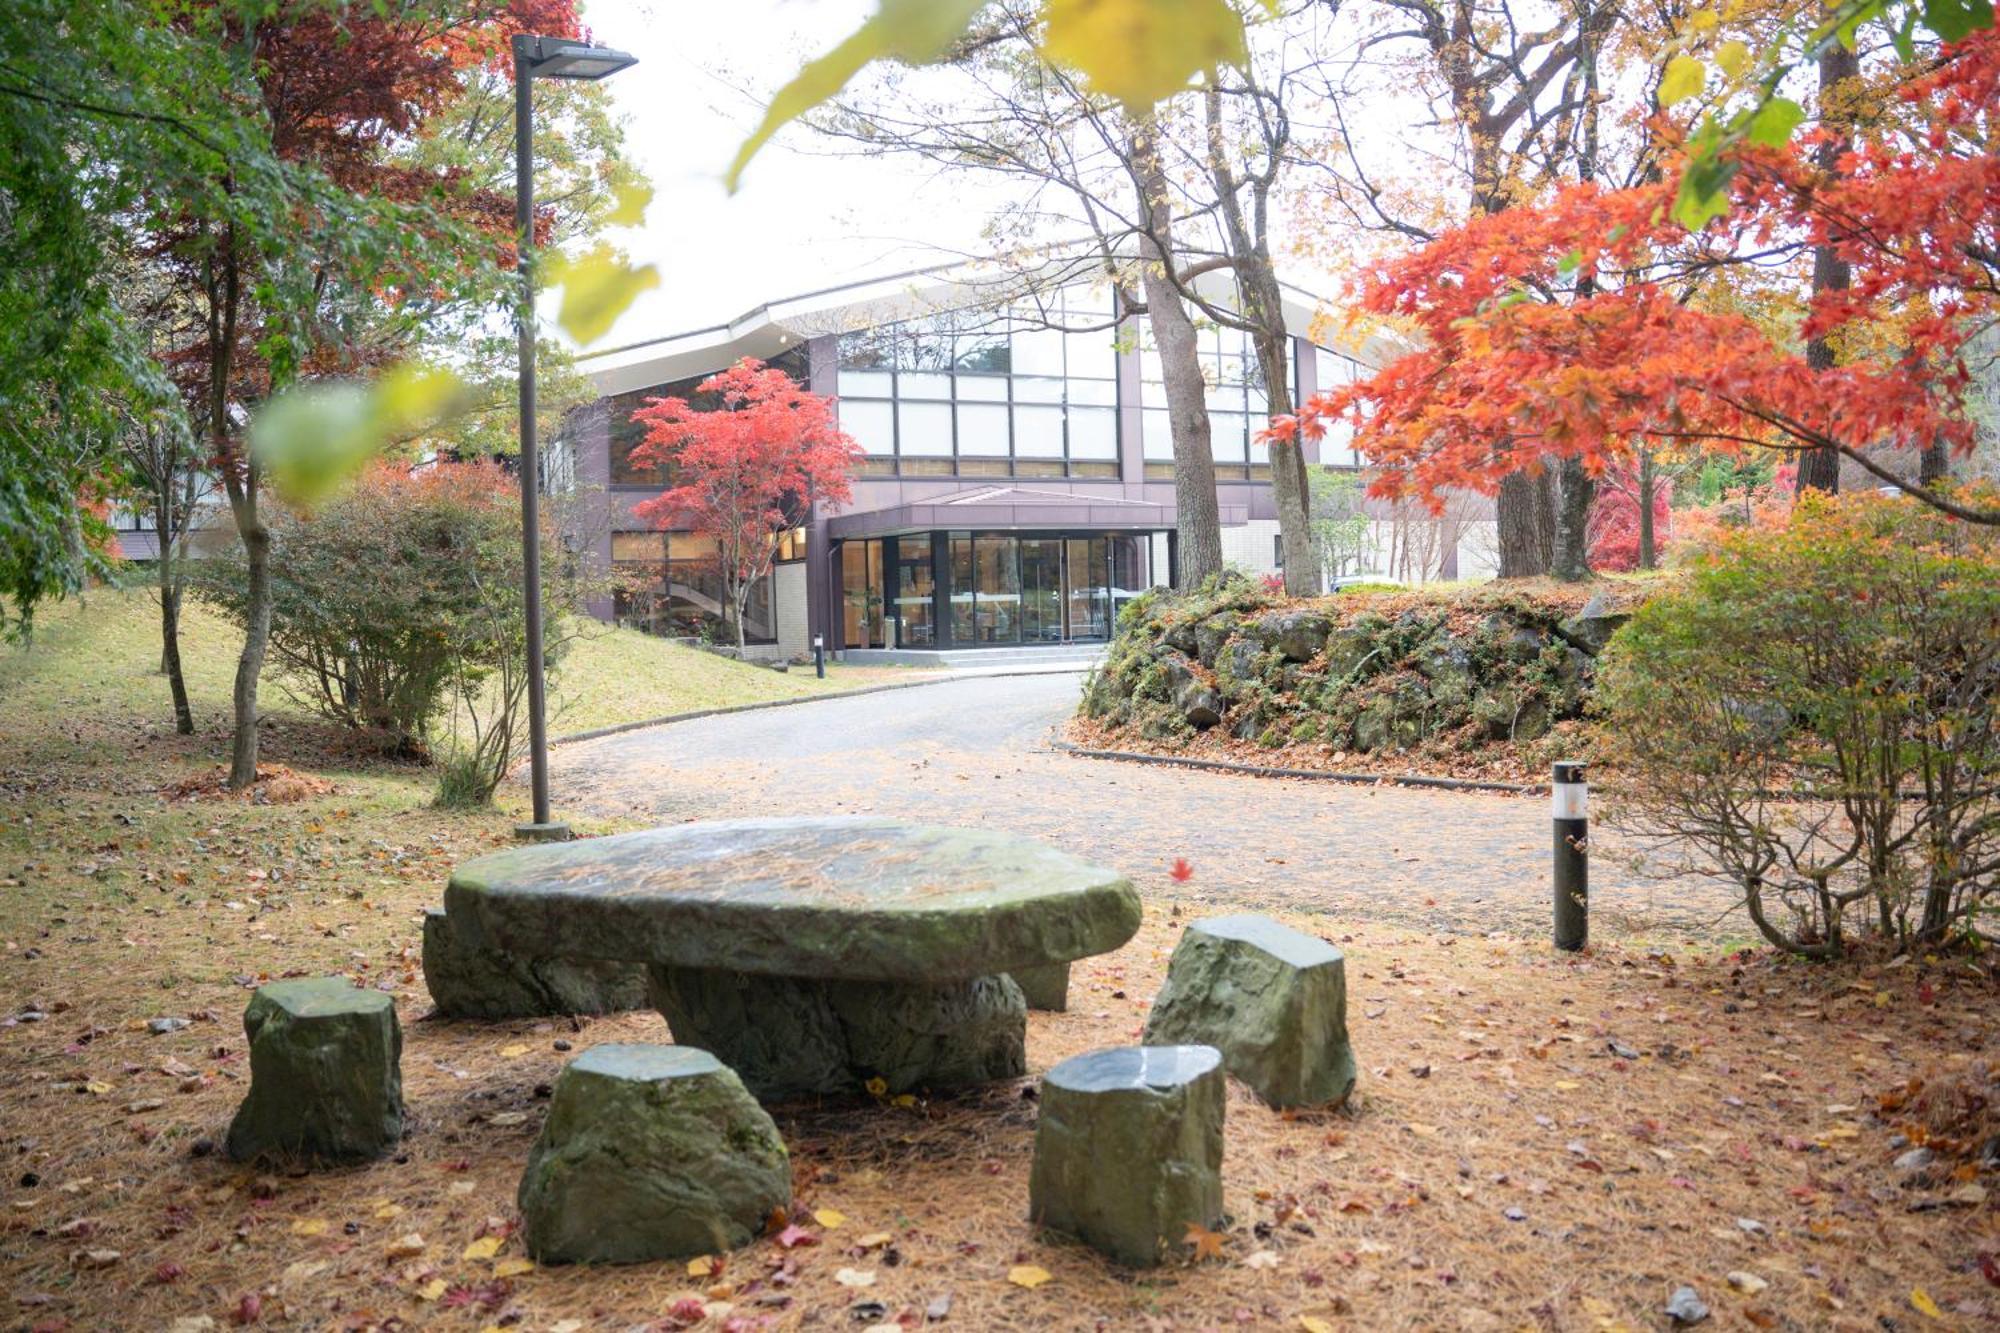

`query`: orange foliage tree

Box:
[630,360,860,651]
[1272,28,2000,528]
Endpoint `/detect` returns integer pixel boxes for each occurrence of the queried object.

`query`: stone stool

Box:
[518,1044,789,1264]
[1029,1045,1225,1267]
[422,909,648,1019]
[1143,913,1357,1110]
[226,978,403,1164]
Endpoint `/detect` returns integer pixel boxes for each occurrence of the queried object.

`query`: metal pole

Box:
[513,37,562,840]
[1552,760,1588,950]
[813,634,825,679]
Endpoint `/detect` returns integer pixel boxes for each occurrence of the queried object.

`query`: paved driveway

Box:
[553,673,1733,942]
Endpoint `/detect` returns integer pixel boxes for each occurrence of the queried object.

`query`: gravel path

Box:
[552,672,1735,943]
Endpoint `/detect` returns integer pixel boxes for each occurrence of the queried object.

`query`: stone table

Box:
[444,816,1141,1100]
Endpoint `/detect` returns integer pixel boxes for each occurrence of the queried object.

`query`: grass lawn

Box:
[0,588,1995,1331]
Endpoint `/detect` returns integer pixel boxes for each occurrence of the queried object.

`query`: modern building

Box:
[563,266,1496,662]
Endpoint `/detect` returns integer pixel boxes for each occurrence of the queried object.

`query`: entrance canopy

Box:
[826,485,1248,540]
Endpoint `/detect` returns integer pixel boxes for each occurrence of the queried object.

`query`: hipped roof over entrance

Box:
[824,486,1245,540]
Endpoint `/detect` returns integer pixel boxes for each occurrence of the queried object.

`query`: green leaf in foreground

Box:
[725,0,985,192]
[252,365,466,503]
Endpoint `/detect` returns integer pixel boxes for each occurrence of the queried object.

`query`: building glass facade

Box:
[1139,322,1295,481]
[834,287,1121,479]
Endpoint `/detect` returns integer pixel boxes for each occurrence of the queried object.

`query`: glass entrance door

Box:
[1063,538,1112,640]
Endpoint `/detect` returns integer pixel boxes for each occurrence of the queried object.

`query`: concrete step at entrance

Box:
[842,645,1106,669]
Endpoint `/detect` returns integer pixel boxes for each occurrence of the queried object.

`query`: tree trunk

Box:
[158,555,194,735]
[1201,87,1315,596]
[1496,472,1553,577]
[1796,33,1859,496]
[229,514,269,786]
[1550,457,1594,581]
[149,459,197,733]
[1129,125,1222,589]
[1636,449,1658,570]
[1919,437,1948,486]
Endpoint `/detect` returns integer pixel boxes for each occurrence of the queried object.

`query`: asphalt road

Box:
[551,671,1733,942]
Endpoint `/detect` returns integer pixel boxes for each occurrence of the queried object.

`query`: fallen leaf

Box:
[857,1231,893,1249]
[1909,1288,1944,1320]
[687,1255,717,1278]
[415,1277,448,1301]
[385,1233,426,1260]
[289,1219,328,1237]
[499,1044,529,1059]
[836,1267,876,1288]
[1184,1222,1226,1261]
[814,1208,847,1229]
[1243,1249,1280,1270]
[1007,1264,1053,1289]
[1727,1271,1768,1294]
[493,1258,534,1279]
[461,1236,502,1261]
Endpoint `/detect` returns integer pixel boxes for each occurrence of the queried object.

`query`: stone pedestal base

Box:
[648,966,1027,1102]
[422,910,648,1020]
[1010,962,1071,1012]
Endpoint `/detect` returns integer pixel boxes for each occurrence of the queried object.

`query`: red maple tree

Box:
[1271,29,2000,527]
[630,359,861,649]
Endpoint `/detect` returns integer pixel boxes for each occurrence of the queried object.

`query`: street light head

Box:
[524,36,637,80]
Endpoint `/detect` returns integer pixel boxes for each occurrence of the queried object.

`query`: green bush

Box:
[198,463,586,801]
[1599,491,2000,957]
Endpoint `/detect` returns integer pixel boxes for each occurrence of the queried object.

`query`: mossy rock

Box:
[226,978,403,1165]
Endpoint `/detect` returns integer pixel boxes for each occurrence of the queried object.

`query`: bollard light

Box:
[1552,760,1589,950]
[813,634,826,680]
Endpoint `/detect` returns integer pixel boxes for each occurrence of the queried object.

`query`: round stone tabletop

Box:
[444,816,1142,983]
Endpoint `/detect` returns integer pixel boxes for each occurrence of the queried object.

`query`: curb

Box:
[550,667,1092,747]
[1049,740,1544,795]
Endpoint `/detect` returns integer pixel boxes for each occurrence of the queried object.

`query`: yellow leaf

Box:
[726,0,986,191]
[499,1044,530,1059]
[1688,8,1718,30]
[1910,1288,1944,1320]
[493,1257,535,1279]
[546,244,661,348]
[462,1236,503,1261]
[606,178,654,228]
[1554,1080,1581,1091]
[687,1255,716,1277]
[1660,55,1706,107]
[814,1208,847,1229]
[1715,40,1751,78]
[290,1219,328,1237]
[1301,1320,1335,1333]
[374,1204,405,1221]
[858,1231,894,1248]
[864,1077,889,1098]
[416,1278,448,1301]
[83,1082,113,1095]
[1008,1263,1054,1289]
[1042,0,1248,110]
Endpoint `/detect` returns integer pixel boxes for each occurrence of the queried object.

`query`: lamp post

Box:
[512,34,637,842]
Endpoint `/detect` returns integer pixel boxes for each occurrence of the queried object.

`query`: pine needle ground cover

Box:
[1,592,1994,1331]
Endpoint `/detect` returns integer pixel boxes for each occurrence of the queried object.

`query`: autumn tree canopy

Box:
[1275,28,2000,526]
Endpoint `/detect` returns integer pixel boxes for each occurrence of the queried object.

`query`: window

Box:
[1138,321,1296,481]
[605,345,808,487]
[1311,346,1363,467]
[832,287,1123,478]
[611,529,776,643]
[774,527,808,563]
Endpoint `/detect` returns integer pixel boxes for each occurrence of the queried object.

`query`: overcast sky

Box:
[575,0,1022,350]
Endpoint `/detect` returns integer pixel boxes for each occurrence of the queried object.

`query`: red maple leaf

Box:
[1170,858,1194,882]
[775,1223,818,1249]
